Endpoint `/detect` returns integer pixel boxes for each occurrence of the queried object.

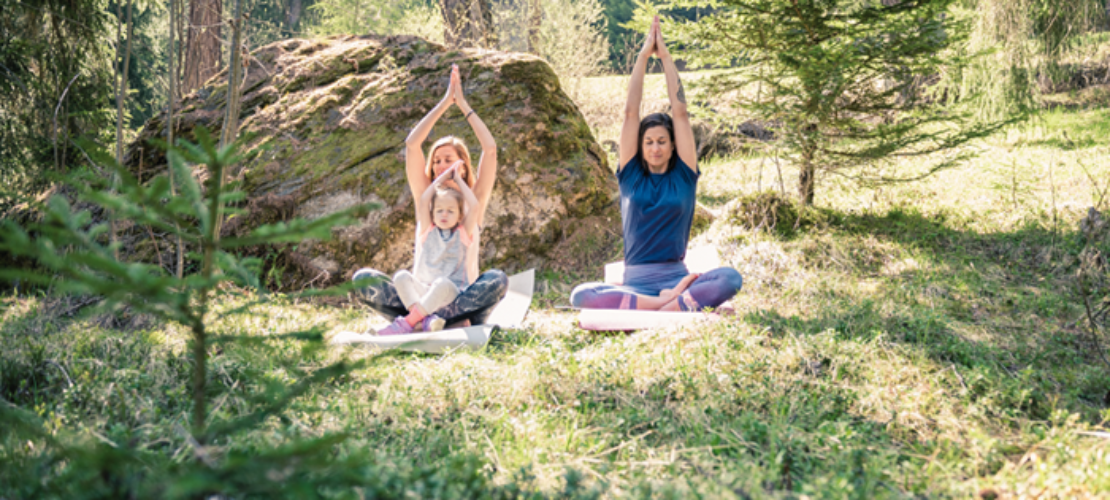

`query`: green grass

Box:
[4,83,1110,498]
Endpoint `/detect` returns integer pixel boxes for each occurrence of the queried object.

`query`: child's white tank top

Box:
[414,226,472,289]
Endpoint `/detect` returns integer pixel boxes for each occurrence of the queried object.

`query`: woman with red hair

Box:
[353,65,508,334]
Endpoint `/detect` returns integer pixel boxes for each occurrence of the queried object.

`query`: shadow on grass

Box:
[813,204,1080,273]
[740,205,1110,419]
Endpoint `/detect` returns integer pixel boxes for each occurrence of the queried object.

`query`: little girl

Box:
[378,162,480,335]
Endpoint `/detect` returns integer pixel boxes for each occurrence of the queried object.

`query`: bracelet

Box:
[465,109,476,120]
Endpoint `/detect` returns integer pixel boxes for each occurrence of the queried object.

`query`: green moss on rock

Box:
[124,35,618,288]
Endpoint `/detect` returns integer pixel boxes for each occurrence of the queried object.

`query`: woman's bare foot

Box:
[445,318,471,329]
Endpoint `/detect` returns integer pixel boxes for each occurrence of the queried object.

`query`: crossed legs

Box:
[353,268,509,328]
[570,267,742,311]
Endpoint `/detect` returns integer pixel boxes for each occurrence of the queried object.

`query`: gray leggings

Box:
[352,268,509,325]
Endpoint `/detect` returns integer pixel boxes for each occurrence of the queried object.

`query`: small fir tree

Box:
[0,130,411,497]
[645,0,1017,205]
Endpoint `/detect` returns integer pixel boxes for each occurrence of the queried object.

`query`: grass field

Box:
[3,74,1110,498]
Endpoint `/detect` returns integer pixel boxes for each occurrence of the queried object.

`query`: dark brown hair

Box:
[636,113,677,174]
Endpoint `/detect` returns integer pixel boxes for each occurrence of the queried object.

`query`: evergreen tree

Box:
[0,0,113,208]
[651,0,1015,205]
[948,0,1106,123]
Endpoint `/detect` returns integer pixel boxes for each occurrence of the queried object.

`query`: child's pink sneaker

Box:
[377,316,413,336]
[421,314,446,332]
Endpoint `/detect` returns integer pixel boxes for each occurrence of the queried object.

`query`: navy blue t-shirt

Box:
[617,156,699,265]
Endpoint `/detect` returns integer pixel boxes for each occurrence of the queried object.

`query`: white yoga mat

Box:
[486,268,534,328]
[329,325,495,353]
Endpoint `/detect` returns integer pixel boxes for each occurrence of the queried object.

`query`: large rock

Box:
[125,35,619,287]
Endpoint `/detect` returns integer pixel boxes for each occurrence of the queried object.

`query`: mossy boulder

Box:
[125,35,618,286]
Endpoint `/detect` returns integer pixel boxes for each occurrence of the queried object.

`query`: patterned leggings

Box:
[352,268,509,325]
[570,267,743,310]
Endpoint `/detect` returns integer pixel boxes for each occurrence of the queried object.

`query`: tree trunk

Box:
[440,0,496,49]
[526,0,542,54]
[184,0,222,94]
[168,0,184,279]
[215,0,246,240]
[176,0,187,101]
[112,0,134,260]
[798,151,815,206]
[284,0,303,37]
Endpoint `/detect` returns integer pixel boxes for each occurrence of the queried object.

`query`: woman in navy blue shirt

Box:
[570,17,742,312]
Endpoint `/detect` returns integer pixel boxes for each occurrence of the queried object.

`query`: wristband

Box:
[465,109,476,120]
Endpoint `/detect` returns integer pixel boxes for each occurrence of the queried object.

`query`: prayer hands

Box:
[652,17,671,59]
[441,64,464,107]
[441,69,456,106]
[448,160,465,183]
[432,161,462,186]
[640,16,669,59]
[451,64,470,111]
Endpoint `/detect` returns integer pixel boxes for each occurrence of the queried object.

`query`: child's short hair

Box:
[430,187,465,219]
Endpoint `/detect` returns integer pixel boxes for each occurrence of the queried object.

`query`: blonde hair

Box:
[430,187,465,223]
[425,136,476,189]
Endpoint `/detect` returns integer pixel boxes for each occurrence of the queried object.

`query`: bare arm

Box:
[452,65,497,226]
[654,20,697,172]
[416,182,436,231]
[418,165,457,230]
[452,163,481,235]
[405,68,457,199]
[620,19,658,169]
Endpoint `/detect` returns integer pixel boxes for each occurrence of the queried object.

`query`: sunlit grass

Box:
[4,76,1110,498]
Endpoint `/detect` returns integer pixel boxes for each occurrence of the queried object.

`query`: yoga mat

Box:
[604,246,722,284]
[330,269,534,353]
[486,268,534,328]
[577,309,713,332]
[329,325,496,353]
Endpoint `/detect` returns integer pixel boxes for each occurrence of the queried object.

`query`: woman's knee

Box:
[715,267,743,294]
[690,267,742,307]
[475,269,509,300]
[353,268,386,283]
[352,268,387,298]
[570,283,607,308]
[485,269,509,290]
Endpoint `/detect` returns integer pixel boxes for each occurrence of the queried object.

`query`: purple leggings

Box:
[570,266,742,310]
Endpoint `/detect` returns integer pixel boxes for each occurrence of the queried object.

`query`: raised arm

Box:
[417,165,457,231]
[620,19,658,168]
[405,68,457,198]
[451,65,497,226]
[452,163,481,235]
[653,20,697,172]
